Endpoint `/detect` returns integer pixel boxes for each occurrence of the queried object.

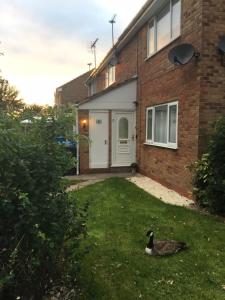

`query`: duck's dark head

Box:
[146,230,154,249]
[146,230,154,237]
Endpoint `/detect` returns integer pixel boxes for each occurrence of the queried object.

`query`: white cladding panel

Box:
[79,80,137,110]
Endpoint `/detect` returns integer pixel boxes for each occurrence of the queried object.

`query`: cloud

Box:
[0,2,104,105]
[0,0,146,105]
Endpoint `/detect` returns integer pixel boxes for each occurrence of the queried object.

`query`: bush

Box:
[191,154,211,207]
[191,117,225,215]
[207,117,225,214]
[0,111,84,299]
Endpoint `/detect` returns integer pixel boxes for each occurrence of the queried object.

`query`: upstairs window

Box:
[146,101,178,149]
[147,0,181,57]
[105,64,115,88]
[89,80,96,96]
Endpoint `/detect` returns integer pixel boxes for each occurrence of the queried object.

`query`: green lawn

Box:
[70,178,225,300]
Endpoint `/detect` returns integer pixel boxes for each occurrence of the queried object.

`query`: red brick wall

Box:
[116,36,138,83]
[136,0,203,197]
[55,71,91,106]
[198,0,225,153]
[78,110,90,173]
[95,69,106,93]
[94,37,138,93]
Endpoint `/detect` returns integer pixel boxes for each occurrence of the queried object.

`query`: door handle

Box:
[104,140,108,145]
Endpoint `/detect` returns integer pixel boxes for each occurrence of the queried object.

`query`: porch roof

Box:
[78,77,137,111]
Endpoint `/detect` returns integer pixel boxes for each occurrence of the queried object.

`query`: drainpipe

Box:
[75,104,80,175]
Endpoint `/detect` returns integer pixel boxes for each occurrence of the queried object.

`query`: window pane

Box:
[108,65,115,85]
[90,81,95,96]
[147,109,153,140]
[172,0,181,38]
[105,71,109,87]
[154,105,167,143]
[157,4,170,50]
[119,117,128,139]
[169,105,177,143]
[148,22,155,56]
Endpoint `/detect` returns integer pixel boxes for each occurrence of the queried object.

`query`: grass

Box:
[70,178,225,300]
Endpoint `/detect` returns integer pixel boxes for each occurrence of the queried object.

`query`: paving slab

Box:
[65,172,132,181]
[65,173,132,192]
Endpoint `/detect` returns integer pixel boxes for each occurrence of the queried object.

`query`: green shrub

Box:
[207,117,225,214]
[191,117,225,215]
[0,112,83,299]
[191,154,211,207]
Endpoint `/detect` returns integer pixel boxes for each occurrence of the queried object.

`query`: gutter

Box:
[75,104,80,176]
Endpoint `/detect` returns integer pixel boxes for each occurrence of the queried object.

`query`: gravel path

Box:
[127,174,195,208]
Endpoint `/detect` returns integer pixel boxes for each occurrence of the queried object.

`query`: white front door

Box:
[112,111,136,167]
[89,111,109,169]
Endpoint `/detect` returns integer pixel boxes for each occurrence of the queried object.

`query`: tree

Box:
[0,77,24,113]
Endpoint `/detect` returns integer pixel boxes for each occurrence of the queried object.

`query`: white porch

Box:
[78,79,137,170]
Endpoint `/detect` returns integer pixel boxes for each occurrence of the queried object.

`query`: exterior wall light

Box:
[81,119,87,129]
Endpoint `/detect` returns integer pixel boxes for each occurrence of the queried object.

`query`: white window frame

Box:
[89,80,96,96]
[147,0,181,58]
[145,101,178,149]
[105,64,115,88]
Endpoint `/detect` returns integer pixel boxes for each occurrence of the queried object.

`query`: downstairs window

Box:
[146,101,178,148]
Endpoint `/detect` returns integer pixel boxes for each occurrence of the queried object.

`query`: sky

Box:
[0,0,147,106]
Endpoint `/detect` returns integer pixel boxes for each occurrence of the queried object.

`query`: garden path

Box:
[66,173,195,208]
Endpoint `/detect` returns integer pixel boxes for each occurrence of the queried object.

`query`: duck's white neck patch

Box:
[145,247,153,255]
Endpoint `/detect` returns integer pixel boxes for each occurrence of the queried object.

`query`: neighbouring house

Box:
[57,0,225,198]
[55,70,92,106]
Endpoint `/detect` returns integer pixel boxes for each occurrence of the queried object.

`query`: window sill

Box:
[144,142,178,150]
[145,35,181,62]
[105,81,115,89]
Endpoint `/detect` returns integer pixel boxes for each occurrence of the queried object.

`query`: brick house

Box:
[76,0,225,197]
[55,70,91,106]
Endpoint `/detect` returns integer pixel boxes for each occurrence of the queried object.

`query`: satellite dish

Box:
[109,55,119,66]
[168,43,198,66]
[218,36,225,53]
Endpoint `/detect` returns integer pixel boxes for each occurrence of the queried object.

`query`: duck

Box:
[145,230,187,256]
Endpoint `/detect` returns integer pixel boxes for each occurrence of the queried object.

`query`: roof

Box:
[55,70,92,105]
[88,0,157,79]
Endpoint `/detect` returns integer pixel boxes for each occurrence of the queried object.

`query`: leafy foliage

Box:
[206,117,225,214]
[191,117,225,215]
[0,110,84,299]
[191,154,211,207]
[0,77,24,113]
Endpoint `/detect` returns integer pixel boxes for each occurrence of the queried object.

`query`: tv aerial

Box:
[168,43,200,66]
[218,36,225,66]
[0,41,4,56]
[87,63,92,71]
[109,14,117,47]
[91,38,99,69]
